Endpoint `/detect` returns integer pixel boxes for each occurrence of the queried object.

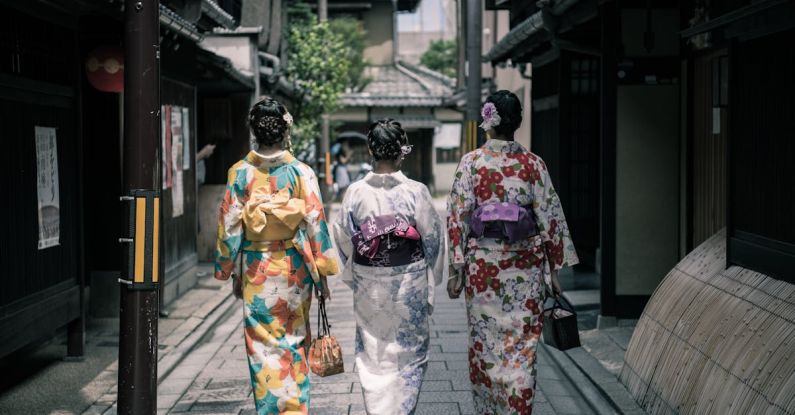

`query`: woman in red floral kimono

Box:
[446,90,579,414]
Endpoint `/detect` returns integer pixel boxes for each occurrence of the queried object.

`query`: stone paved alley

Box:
[0,202,616,415]
[148,202,597,415]
[152,266,596,415]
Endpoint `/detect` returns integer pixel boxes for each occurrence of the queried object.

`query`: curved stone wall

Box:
[620,229,795,414]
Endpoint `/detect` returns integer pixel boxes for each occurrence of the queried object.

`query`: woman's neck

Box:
[373,160,399,174]
[486,130,513,141]
[256,144,283,156]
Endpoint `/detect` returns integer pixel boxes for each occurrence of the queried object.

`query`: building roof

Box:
[341,62,453,107]
[482,0,590,63]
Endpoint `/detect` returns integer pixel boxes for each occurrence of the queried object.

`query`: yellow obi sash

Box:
[243,240,295,252]
[243,187,306,242]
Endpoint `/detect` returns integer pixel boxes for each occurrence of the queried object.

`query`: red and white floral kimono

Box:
[447,139,578,415]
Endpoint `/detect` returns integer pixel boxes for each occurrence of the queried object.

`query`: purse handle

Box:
[316,289,332,338]
[544,294,576,315]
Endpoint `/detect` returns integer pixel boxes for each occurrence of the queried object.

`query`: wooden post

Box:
[599,1,618,318]
[117,1,160,413]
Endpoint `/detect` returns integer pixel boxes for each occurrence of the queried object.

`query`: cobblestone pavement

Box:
[158,270,595,415]
[157,201,595,415]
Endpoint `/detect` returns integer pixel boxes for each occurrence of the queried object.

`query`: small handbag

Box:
[308,291,344,377]
[542,296,581,351]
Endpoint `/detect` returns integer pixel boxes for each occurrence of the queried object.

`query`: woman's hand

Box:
[232,272,244,300]
[317,276,331,301]
[549,270,562,298]
[447,266,464,299]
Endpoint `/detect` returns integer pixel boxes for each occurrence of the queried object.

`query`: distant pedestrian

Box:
[332,119,447,414]
[214,97,339,414]
[446,91,579,414]
[332,147,352,201]
[196,142,216,186]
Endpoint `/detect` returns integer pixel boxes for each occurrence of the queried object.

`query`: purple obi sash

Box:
[470,202,538,244]
[351,214,424,267]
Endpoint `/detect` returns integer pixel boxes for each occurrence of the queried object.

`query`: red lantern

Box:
[85,47,124,92]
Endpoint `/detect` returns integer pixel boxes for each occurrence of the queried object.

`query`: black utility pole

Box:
[465,0,483,151]
[118,1,160,414]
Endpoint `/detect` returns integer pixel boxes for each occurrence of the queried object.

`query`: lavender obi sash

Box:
[351,214,424,267]
[470,202,538,244]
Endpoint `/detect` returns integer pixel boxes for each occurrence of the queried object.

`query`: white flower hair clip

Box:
[400,144,413,156]
[283,111,293,126]
[479,102,501,131]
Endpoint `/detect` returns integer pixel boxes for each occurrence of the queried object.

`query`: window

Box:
[436,147,461,164]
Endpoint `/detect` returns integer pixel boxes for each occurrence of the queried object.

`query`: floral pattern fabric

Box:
[333,171,447,414]
[215,150,339,415]
[447,139,578,414]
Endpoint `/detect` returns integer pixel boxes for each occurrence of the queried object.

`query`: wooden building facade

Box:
[0,0,259,360]
[485,0,795,318]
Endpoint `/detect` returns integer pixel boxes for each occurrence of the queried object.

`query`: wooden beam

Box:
[599,1,618,317]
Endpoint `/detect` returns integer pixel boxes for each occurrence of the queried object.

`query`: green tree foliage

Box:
[420,39,458,78]
[329,18,368,91]
[285,4,367,161]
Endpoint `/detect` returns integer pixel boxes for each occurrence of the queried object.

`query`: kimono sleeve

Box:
[332,190,355,287]
[300,169,340,277]
[531,160,579,271]
[214,165,246,280]
[447,154,475,270]
[416,185,448,287]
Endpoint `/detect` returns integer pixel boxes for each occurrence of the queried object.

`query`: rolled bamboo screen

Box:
[620,229,795,415]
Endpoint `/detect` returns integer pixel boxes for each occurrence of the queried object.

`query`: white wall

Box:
[434,162,458,194]
[200,36,256,77]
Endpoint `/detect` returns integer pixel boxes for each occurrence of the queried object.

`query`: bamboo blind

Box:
[620,229,795,414]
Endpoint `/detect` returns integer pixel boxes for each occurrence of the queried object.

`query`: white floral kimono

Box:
[333,171,447,415]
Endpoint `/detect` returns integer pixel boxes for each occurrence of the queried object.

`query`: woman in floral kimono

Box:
[215,97,339,415]
[333,119,447,414]
[447,91,579,414]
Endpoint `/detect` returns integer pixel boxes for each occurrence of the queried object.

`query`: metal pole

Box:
[318,0,329,199]
[118,1,160,413]
[318,0,328,22]
[466,0,483,151]
[320,114,332,201]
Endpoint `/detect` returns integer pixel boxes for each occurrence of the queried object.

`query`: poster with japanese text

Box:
[171,106,184,217]
[35,126,60,249]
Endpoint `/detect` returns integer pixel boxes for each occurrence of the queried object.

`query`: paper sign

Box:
[35,126,60,249]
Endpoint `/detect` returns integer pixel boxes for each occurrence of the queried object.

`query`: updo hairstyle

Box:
[367,118,408,161]
[248,97,289,147]
[485,90,523,137]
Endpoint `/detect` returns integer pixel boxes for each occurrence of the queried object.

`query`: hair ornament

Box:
[479,102,502,131]
[400,144,413,156]
[283,111,293,126]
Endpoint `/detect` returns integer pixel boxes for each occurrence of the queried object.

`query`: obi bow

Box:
[470,202,537,243]
[243,187,306,236]
[352,214,421,258]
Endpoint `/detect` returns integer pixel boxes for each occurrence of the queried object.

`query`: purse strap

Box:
[316,288,332,338]
[544,295,576,315]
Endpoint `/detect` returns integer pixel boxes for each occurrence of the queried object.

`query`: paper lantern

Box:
[86,47,124,92]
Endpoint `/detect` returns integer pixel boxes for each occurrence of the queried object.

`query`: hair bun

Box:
[367,118,408,161]
[249,97,290,146]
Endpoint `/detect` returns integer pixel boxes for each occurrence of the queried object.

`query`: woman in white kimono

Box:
[333,119,447,415]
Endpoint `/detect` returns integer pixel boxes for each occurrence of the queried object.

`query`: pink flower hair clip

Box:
[479,102,501,131]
